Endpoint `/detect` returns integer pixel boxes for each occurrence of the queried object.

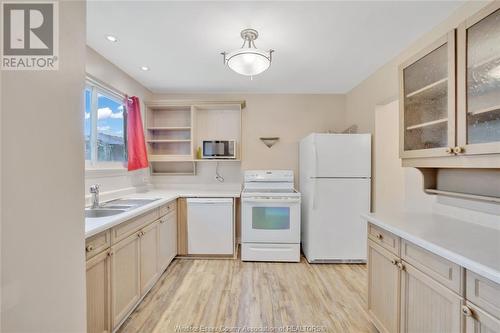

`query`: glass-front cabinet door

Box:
[399,31,456,158]
[457,2,500,155]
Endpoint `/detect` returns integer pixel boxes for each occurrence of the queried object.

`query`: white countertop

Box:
[362,211,500,284]
[85,188,241,239]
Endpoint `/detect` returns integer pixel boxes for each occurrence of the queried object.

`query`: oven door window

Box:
[252,207,290,230]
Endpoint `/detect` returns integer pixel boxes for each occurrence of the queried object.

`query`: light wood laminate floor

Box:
[118,257,377,333]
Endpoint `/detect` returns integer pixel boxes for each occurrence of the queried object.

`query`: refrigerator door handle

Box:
[312,136,319,177]
[312,136,318,210]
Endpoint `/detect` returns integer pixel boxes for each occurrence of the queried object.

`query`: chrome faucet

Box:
[90,184,100,209]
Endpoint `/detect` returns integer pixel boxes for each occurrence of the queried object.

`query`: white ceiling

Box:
[87,1,463,94]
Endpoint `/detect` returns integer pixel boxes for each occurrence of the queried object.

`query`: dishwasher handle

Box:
[186,198,233,204]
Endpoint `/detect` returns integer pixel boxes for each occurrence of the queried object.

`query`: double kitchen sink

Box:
[85,198,160,218]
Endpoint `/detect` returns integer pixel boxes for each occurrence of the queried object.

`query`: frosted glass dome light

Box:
[222,29,274,77]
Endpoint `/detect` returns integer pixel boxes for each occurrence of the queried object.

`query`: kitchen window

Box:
[85,79,127,169]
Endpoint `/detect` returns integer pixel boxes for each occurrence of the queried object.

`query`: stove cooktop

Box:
[241,188,301,199]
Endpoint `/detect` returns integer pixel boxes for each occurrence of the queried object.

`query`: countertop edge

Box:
[85,190,241,239]
[85,195,179,238]
[362,213,500,285]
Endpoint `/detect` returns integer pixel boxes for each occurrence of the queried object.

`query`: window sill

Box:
[85,167,128,178]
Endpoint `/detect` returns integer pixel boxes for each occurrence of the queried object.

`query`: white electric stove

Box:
[241,170,301,262]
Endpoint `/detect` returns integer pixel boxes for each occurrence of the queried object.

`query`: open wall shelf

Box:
[424,189,500,204]
[147,126,191,130]
[144,100,245,175]
[417,168,500,204]
[147,139,191,143]
[150,161,196,175]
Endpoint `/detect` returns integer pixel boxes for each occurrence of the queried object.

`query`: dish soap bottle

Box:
[196,147,202,159]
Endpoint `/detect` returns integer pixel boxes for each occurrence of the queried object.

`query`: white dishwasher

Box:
[187,198,234,255]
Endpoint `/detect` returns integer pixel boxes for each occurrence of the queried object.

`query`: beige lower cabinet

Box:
[464,301,500,333]
[87,203,180,332]
[110,231,141,329]
[368,222,500,333]
[140,221,160,295]
[368,240,400,333]
[400,261,462,333]
[86,250,111,333]
[158,211,177,272]
[177,198,188,255]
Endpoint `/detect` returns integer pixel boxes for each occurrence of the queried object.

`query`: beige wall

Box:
[1,1,86,331]
[0,31,2,330]
[85,1,494,199]
[86,46,153,102]
[374,100,499,220]
[374,101,404,212]
[345,1,491,134]
[374,101,434,214]
[346,1,491,212]
[85,54,346,188]
[152,93,346,187]
[85,46,154,196]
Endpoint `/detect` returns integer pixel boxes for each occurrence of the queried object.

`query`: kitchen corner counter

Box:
[362,211,500,284]
[85,188,241,239]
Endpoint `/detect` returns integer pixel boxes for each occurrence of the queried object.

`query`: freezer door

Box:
[313,133,371,178]
[305,178,370,262]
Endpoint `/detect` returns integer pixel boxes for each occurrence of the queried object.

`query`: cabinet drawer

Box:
[159,201,176,217]
[368,223,400,255]
[161,208,177,222]
[111,209,160,243]
[241,243,299,262]
[85,230,111,260]
[466,270,500,319]
[401,240,462,294]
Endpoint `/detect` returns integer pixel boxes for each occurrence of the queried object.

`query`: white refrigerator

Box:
[299,133,371,263]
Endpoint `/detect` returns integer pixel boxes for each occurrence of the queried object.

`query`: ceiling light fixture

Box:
[488,64,500,79]
[222,29,274,77]
[140,66,150,71]
[105,35,118,42]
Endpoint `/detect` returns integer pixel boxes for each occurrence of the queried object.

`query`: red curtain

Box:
[126,96,149,171]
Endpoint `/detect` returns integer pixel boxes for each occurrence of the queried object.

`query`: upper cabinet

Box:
[400,31,456,159]
[400,2,500,166]
[457,3,500,155]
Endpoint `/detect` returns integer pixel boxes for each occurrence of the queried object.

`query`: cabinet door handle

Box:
[397,262,405,271]
[453,146,464,154]
[376,233,383,240]
[390,259,397,265]
[137,232,142,238]
[108,250,113,257]
[461,305,472,317]
[445,147,454,154]
[85,244,94,252]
